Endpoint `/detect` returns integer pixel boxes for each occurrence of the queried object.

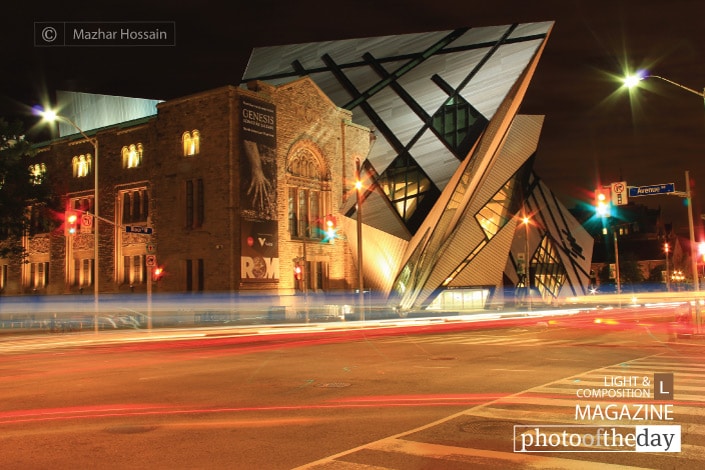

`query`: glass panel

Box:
[298,189,308,237]
[532,235,567,301]
[310,190,320,239]
[431,94,488,159]
[377,153,437,226]
[288,188,297,237]
[474,178,517,241]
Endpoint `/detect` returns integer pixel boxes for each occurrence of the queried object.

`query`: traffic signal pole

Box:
[613,227,621,302]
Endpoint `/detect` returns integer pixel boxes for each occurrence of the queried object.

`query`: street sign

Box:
[146,243,157,254]
[80,214,93,233]
[125,225,153,235]
[146,255,156,267]
[611,181,628,206]
[628,183,675,197]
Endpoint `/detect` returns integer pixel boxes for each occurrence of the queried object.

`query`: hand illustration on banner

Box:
[243,139,273,215]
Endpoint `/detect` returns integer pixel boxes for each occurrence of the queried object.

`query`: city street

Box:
[0,307,704,469]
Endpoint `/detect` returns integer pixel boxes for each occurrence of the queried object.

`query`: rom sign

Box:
[628,183,675,197]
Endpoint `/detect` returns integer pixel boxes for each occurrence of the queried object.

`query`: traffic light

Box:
[323,214,337,242]
[64,210,80,236]
[594,188,611,217]
[152,267,164,282]
[294,264,303,281]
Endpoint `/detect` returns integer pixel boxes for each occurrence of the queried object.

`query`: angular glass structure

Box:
[243,22,594,311]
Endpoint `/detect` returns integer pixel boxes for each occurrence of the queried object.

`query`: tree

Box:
[0,118,58,258]
[618,252,645,289]
[597,253,646,293]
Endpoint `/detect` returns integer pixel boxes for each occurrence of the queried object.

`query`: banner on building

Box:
[241,219,279,280]
[240,97,279,282]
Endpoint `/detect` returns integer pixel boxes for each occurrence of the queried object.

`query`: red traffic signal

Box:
[64,210,80,235]
[594,188,611,217]
[152,267,164,282]
[294,265,303,281]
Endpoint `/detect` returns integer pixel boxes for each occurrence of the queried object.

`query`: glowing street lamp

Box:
[522,215,531,311]
[623,71,705,101]
[665,242,671,293]
[355,159,364,321]
[40,109,100,332]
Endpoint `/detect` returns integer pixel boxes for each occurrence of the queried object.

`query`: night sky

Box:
[2,0,705,232]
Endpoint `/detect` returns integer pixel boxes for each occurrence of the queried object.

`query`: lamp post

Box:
[521,216,531,311]
[355,158,364,321]
[623,73,703,293]
[624,72,704,331]
[41,110,100,332]
[665,242,671,293]
[685,170,700,293]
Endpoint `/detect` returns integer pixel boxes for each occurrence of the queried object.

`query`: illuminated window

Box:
[72,154,92,178]
[0,262,7,291]
[182,130,200,156]
[532,235,567,301]
[123,255,146,285]
[72,258,94,287]
[475,177,521,241]
[28,163,46,185]
[26,261,49,289]
[122,143,143,168]
[377,153,439,232]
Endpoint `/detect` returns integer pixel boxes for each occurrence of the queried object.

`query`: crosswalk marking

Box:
[298,352,705,469]
[362,438,647,470]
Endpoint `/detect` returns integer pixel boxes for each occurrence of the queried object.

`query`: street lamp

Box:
[521,215,531,311]
[623,71,705,101]
[40,109,100,332]
[351,130,375,321]
[623,73,703,293]
[664,242,671,293]
[355,158,364,321]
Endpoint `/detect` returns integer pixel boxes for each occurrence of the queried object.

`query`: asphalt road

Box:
[1,307,703,469]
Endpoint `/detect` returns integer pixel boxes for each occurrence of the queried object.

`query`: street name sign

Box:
[628,183,675,197]
[125,225,153,235]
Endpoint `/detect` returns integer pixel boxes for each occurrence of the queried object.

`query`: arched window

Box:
[28,163,46,185]
[72,154,92,178]
[286,141,331,239]
[182,130,200,156]
[122,143,143,168]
